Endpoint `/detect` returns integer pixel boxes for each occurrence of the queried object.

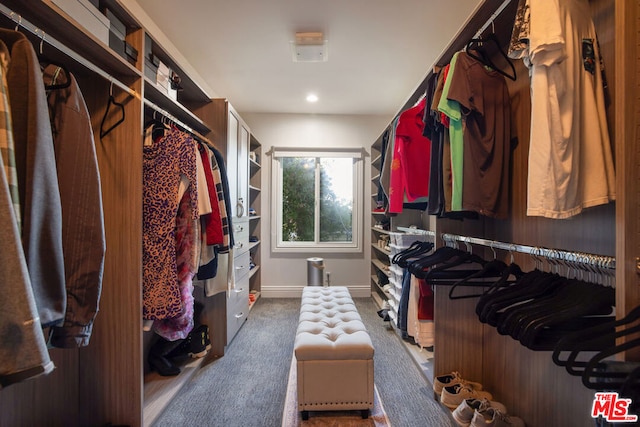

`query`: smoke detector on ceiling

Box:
[291,32,328,62]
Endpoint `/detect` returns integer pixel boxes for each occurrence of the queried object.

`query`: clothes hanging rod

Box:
[143,99,211,144]
[473,0,513,39]
[396,226,435,239]
[440,233,616,271]
[0,3,138,100]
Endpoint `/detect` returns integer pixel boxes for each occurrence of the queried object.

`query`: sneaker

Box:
[470,408,525,427]
[434,371,483,396]
[167,324,211,359]
[441,384,493,410]
[377,309,391,322]
[452,399,508,427]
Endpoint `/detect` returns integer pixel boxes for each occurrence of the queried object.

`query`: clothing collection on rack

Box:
[376,0,615,221]
[432,234,640,424]
[385,236,436,350]
[508,0,615,219]
[0,27,106,387]
[142,107,234,376]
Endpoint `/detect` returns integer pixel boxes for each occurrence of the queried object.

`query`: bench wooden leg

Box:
[361,409,369,419]
[301,411,309,420]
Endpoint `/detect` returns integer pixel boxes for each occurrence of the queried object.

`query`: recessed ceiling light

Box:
[306,94,318,103]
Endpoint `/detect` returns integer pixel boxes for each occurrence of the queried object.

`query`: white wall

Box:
[242,113,389,297]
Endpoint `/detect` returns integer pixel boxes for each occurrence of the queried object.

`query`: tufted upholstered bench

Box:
[294,286,375,420]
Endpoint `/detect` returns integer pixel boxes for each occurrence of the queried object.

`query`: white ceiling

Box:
[132,0,482,117]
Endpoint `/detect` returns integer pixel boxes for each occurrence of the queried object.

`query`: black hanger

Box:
[448,259,513,300]
[582,335,640,390]
[515,281,615,350]
[144,110,170,142]
[100,82,126,139]
[466,32,517,81]
[406,245,465,278]
[422,247,487,283]
[393,241,434,268]
[553,304,640,376]
[477,269,558,327]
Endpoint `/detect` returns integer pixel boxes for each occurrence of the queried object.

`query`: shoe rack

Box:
[248,133,262,307]
[369,133,423,316]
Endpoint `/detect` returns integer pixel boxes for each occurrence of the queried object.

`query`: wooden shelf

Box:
[144,78,211,135]
[371,259,390,276]
[143,357,206,427]
[248,291,261,311]
[0,0,141,81]
[372,154,382,169]
[249,265,260,279]
[250,158,261,170]
[372,244,390,256]
[371,227,391,234]
[249,240,261,251]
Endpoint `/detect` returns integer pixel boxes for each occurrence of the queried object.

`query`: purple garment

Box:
[152,190,196,340]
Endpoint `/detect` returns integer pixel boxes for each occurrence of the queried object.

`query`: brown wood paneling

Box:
[614,0,640,361]
[0,350,80,426]
[433,287,483,384]
[77,75,144,427]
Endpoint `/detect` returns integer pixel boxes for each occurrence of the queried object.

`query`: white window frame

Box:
[270,147,364,253]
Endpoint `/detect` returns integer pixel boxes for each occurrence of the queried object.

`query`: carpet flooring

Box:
[153,297,457,427]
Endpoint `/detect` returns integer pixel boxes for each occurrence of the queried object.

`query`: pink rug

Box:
[281,356,391,427]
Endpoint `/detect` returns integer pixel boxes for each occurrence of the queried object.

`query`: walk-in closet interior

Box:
[0,0,638,426]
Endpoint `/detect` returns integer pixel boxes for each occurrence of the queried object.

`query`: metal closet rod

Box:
[0,3,138,99]
[440,233,616,271]
[397,226,435,239]
[143,100,211,145]
[473,0,513,39]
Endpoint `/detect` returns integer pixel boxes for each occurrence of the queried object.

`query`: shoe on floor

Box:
[470,408,525,427]
[148,353,181,376]
[452,398,508,427]
[167,324,211,359]
[433,371,483,396]
[377,309,391,322]
[441,384,493,410]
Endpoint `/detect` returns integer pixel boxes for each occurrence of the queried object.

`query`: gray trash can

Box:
[306,257,324,286]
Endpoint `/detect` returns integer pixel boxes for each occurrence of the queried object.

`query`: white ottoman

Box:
[294,286,375,420]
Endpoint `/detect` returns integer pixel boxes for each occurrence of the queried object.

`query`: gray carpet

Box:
[153,297,457,427]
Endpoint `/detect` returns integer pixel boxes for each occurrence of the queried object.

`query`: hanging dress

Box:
[143,126,198,321]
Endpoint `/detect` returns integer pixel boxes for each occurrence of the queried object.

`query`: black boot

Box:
[148,336,183,376]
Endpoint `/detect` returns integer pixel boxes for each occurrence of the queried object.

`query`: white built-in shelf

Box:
[371,227,391,234]
[250,159,261,170]
[249,265,260,279]
[371,259,390,275]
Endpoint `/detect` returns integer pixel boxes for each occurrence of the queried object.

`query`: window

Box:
[271,148,363,253]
